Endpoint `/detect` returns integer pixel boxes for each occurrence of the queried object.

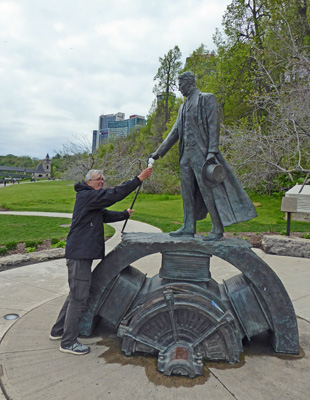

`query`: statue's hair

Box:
[178,71,195,84]
[85,169,104,181]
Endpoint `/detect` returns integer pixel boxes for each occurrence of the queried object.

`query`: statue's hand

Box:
[149,152,159,160]
[206,152,216,163]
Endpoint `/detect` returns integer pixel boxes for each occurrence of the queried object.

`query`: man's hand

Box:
[138,166,152,181]
[127,208,134,217]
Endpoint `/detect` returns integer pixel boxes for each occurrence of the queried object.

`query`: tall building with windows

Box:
[128,115,146,131]
[108,120,129,138]
[92,130,98,153]
[92,113,146,151]
[94,112,125,149]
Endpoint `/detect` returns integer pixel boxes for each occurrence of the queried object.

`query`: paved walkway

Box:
[0,218,309,399]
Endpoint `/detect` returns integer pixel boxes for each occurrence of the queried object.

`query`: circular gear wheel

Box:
[118,283,242,376]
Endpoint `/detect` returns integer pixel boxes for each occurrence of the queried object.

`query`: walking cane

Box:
[121,157,155,233]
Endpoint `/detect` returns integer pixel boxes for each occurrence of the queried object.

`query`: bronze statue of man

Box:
[151,71,257,240]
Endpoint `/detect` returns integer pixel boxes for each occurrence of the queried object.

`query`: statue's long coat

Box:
[156,91,257,227]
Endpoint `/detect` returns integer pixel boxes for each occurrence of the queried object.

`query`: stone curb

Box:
[0,248,65,269]
[262,234,310,258]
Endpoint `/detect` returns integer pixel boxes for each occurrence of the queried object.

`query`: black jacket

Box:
[65,177,141,260]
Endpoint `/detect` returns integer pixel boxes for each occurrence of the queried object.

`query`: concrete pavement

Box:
[0,218,309,399]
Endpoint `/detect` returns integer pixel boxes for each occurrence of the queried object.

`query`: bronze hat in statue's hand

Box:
[201,159,226,188]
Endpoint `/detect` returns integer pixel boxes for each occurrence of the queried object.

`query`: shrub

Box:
[303,233,310,240]
[5,241,18,250]
[25,240,39,249]
[0,247,8,256]
[51,238,60,245]
[26,247,36,253]
[51,240,66,248]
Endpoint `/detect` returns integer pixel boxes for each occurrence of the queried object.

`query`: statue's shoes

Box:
[169,228,194,237]
[203,233,223,241]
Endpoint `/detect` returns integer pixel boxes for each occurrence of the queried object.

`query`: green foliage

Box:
[51,240,66,248]
[153,45,183,126]
[0,154,39,168]
[25,240,40,249]
[5,241,17,250]
[303,233,310,239]
[199,0,310,193]
[26,247,36,253]
[0,247,8,256]
[51,238,60,245]
[272,173,307,194]
[51,153,70,178]
[183,44,216,91]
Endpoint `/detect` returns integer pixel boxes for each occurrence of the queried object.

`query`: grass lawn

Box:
[0,215,72,245]
[108,192,310,234]
[0,180,309,246]
[0,214,115,246]
[0,180,76,212]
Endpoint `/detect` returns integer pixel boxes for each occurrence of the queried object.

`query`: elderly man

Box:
[50,167,152,355]
[151,71,257,240]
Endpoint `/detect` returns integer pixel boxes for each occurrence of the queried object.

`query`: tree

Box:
[220,20,310,193]
[153,45,183,128]
[183,44,216,91]
[56,135,95,181]
[222,0,270,48]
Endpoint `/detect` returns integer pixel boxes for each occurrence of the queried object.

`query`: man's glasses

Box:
[91,177,104,181]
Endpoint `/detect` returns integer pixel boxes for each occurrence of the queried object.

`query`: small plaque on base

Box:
[160,251,211,282]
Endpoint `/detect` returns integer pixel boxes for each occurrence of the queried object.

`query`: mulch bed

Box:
[2,240,55,257]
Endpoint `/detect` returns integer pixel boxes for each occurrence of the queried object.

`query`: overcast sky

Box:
[0,0,231,159]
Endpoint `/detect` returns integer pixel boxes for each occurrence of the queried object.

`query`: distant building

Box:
[92,130,98,153]
[0,154,52,181]
[33,154,52,179]
[92,113,146,151]
[92,113,125,150]
[108,120,129,138]
[128,115,146,132]
[108,115,146,138]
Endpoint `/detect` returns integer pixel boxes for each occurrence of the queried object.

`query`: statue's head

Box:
[178,71,196,96]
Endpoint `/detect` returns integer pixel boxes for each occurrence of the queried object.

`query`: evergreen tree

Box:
[153,45,183,128]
